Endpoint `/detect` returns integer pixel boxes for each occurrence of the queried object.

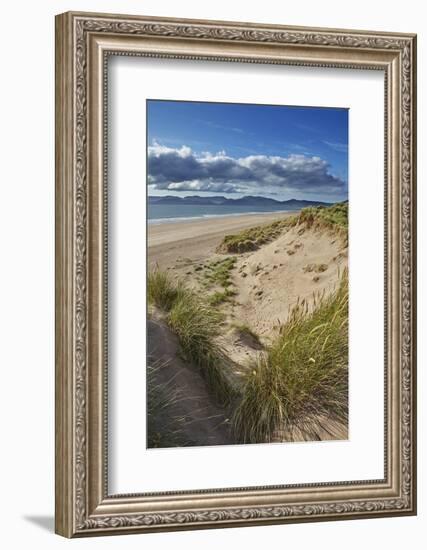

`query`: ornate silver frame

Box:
[55,11,417,537]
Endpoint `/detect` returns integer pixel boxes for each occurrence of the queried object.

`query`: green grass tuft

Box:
[148,268,235,403]
[208,288,237,306]
[148,268,184,311]
[203,256,237,288]
[233,270,348,443]
[294,202,348,232]
[218,219,289,253]
[217,202,348,254]
[168,293,234,402]
[201,257,238,307]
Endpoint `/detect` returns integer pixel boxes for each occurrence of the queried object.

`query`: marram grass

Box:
[148,268,235,403]
[147,360,189,448]
[233,270,349,443]
[147,268,184,311]
[218,201,348,253]
[217,218,289,253]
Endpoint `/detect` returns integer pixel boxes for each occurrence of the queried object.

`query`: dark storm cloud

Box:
[147,144,346,196]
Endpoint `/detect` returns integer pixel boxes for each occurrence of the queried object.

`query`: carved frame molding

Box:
[55,11,416,537]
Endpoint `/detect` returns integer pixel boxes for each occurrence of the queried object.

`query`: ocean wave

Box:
[148,209,296,225]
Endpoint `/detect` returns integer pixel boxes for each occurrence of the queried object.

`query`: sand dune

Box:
[149,213,347,365]
[148,211,348,444]
[229,225,347,338]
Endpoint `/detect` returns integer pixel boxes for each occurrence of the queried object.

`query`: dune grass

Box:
[148,268,235,403]
[149,202,349,443]
[147,360,190,448]
[148,269,184,310]
[291,202,348,244]
[208,288,237,306]
[233,270,348,443]
[198,256,238,306]
[298,201,348,230]
[168,295,234,402]
[218,201,348,254]
[203,256,237,287]
[217,219,290,253]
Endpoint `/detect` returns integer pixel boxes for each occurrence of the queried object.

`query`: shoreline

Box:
[148,209,299,226]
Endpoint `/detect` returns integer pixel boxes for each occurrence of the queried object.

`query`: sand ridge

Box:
[148,211,348,443]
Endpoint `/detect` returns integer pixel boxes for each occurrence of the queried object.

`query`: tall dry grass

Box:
[218,201,348,254]
[233,270,348,443]
[147,360,189,448]
[148,268,235,403]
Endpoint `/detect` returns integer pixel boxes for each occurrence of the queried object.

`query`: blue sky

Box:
[147,100,348,202]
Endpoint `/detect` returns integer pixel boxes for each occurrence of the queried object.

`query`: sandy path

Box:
[148,212,296,269]
[147,319,235,447]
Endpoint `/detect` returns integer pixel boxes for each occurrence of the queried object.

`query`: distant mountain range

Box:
[148,195,331,208]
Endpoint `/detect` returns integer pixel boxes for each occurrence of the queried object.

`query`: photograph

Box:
[53,9,416,538]
[146,99,349,448]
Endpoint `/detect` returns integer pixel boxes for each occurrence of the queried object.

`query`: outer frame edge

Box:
[54,11,417,537]
[55,11,76,539]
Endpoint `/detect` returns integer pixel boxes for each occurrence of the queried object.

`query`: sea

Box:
[148,204,297,224]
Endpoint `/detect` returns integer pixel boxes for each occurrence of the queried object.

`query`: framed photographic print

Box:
[55,11,417,537]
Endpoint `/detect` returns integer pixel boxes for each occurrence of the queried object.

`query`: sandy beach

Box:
[148,212,297,269]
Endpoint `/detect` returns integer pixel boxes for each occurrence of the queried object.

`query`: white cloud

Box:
[147,144,347,198]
